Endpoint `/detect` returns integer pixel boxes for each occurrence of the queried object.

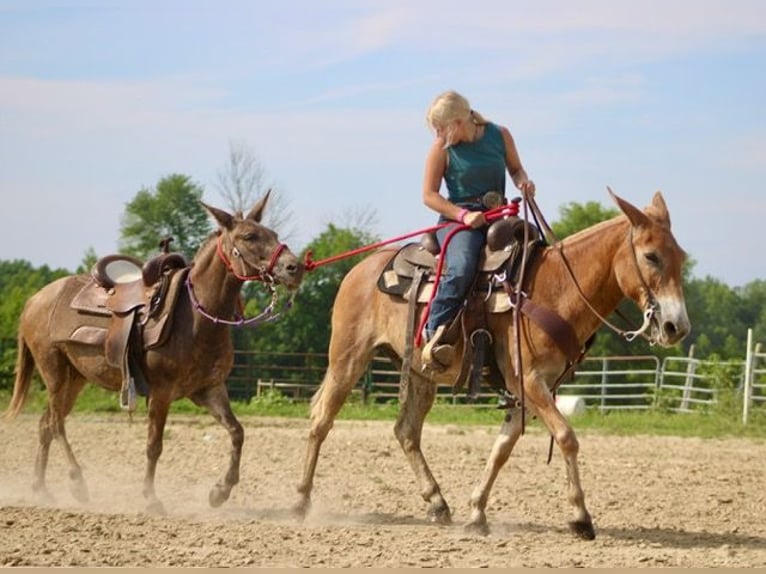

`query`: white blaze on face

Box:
[655,292,691,344]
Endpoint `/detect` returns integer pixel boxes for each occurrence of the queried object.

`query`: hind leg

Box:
[142,389,172,514]
[394,371,451,524]
[190,383,243,508]
[465,407,524,534]
[295,344,375,518]
[33,364,89,503]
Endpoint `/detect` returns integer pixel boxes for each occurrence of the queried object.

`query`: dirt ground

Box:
[0,411,764,568]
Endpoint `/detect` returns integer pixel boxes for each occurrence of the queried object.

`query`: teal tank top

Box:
[444,122,506,203]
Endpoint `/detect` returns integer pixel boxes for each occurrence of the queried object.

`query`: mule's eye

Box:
[644,252,660,267]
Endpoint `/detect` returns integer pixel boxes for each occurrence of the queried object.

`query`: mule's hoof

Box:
[291,499,311,521]
[568,519,596,540]
[209,484,231,508]
[427,502,452,525]
[69,481,90,504]
[34,488,55,505]
[463,519,490,536]
[146,500,167,516]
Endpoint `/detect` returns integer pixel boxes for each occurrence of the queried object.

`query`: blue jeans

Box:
[425,223,487,339]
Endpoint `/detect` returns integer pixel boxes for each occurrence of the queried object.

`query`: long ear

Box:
[201,201,234,230]
[246,189,272,223]
[607,186,649,228]
[646,190,671,228]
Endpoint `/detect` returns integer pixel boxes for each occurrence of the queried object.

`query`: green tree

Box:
[550,200,619,239]
[119,173,211,262]
[736,279,766,344]
[0,259,69,390]
[76,247,98,275]
[0,260,69,340]
[684,276,752,359]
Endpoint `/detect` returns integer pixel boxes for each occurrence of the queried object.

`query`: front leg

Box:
[190,384,244,508]
[530,385,595,540]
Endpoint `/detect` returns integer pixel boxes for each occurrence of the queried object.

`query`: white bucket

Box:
[556,394,586,417]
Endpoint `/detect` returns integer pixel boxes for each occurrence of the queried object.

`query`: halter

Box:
[185,274,294,327]
[186,234,292,327]
[215,234,287,283]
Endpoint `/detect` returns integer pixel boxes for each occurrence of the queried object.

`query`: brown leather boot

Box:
[421,324,456,371]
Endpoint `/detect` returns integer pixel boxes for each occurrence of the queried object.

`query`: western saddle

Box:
[68,239,188,411]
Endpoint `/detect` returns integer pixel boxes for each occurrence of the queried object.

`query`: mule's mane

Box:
[557,214,627,248]
[191,230,222,265]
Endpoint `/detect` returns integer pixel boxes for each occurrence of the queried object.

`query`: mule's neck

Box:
[189,236,244,323]
[537,216,629,337]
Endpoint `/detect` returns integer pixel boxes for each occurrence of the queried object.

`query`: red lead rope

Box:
[302,224,448,271]
[302,201,522,347]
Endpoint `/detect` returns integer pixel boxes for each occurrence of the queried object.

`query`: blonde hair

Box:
[426,90,488,146]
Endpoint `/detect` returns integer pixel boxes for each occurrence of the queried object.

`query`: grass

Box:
[2,383,765,440]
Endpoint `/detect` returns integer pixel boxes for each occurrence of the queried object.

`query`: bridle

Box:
[509,192,661,449]
[185,233,293,327]
[524,193,659,345]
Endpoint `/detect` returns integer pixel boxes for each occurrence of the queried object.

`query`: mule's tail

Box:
[3,333,36,420]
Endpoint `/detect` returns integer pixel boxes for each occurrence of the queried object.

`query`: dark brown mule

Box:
[4,194,303,513]
[295,189,689,538]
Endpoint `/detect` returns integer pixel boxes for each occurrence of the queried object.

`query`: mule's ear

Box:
[646,190,671,228]
[201,201,234,230]
[607,186,649,228]
[246,189,272,223]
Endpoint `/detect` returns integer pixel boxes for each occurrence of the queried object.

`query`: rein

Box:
[524,191,658,344]
[302,224,449,271]
[301,202,521,273]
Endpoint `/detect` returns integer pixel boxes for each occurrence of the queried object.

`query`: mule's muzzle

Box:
[275,252,304,290]
[651,314,690,347]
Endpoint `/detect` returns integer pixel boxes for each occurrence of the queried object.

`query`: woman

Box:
[421,90,536,370]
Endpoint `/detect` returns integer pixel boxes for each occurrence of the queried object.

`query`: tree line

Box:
[1,145,764,391]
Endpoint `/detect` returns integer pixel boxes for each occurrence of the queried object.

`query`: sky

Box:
[1,0,764,287]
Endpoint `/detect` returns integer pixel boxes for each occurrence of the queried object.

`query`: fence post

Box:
[600,357,608,409]
[680,344,696,412]
[743,328,754,425]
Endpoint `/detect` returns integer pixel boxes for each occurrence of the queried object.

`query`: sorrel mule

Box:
[295,190,689,538]
[4,195,303,513]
